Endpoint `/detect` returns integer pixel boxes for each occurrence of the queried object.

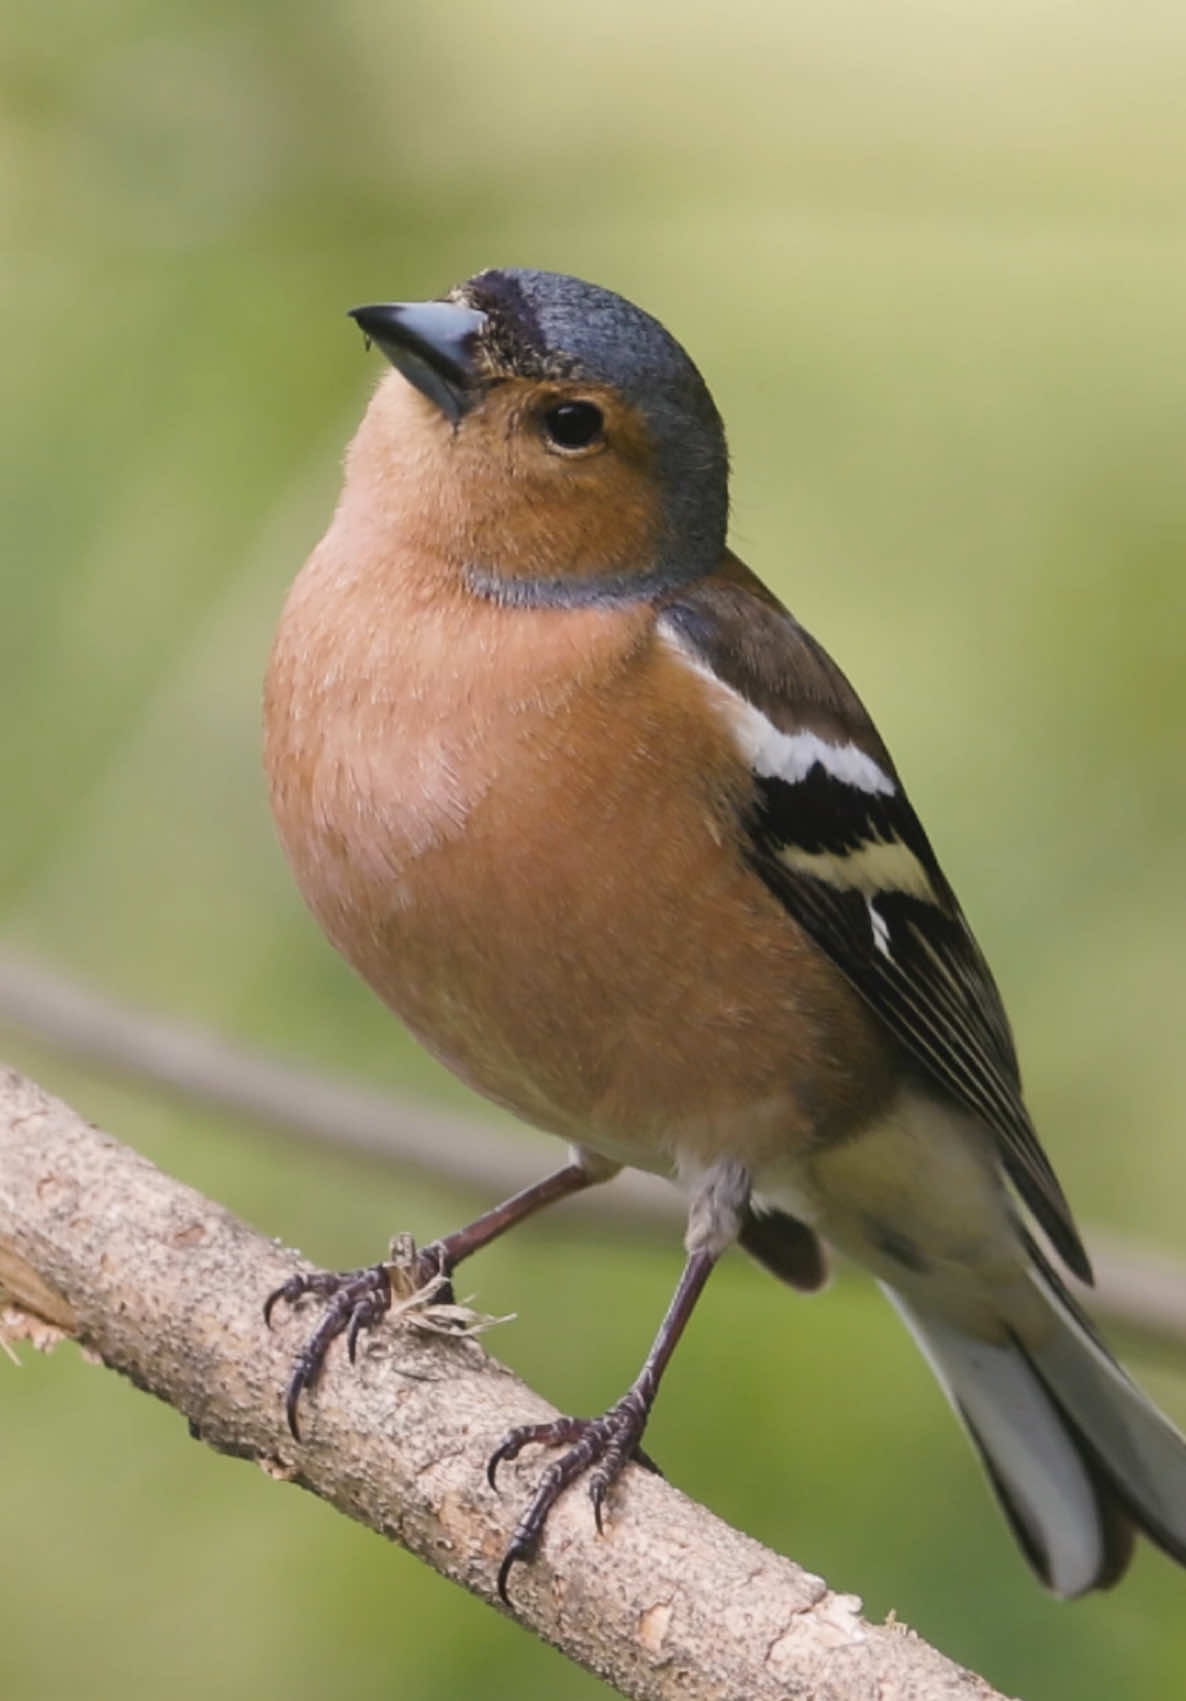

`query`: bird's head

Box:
[346,268,729,605]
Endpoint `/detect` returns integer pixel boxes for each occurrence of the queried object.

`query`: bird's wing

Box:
[658,557,1090,1282]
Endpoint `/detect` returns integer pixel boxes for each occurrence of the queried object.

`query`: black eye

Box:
[542,400,604,451]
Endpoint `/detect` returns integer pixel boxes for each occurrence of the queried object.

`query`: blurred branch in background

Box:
[1,953,1184,1361]
[0,1067,1011,1701]
[0,953,674,1220]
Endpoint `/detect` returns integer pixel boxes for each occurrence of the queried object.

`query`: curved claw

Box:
[263,1273,307,1329]
[283,1369,306,1441]
[588,1454,623,1536]
[486,1425,530,1490]
[346,1307,367,1366]
[496,1537,533,1605]
[486,1414,589,1493]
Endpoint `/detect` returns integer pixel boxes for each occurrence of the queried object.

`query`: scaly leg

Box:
[486,1156,751,1600]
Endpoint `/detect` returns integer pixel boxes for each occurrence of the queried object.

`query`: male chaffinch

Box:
[263,267,1186,1602]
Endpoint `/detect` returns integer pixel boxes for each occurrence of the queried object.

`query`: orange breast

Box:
[265,528,893,1176]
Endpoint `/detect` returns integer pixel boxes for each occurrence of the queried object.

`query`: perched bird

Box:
[264,267,1186,1602]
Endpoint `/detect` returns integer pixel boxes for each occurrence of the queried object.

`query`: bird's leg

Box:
[266,1149,618,1438]
[487,1157,750,1602]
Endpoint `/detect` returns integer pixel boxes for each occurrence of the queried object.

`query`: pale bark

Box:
[0,1065,1012,1701]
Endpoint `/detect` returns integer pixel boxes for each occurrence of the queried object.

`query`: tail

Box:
[886,1256,1186,1596]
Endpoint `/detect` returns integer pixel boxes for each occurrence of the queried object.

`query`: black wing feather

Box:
[662,569,1091,1282]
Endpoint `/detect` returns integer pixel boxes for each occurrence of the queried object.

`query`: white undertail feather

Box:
[1024,1270,1186,1554]
[889,1288,1104,1596]
[887,1266,1186,1596]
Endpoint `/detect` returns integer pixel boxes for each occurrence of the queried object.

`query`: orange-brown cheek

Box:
[353,376,667,585]
[454,447,664,580]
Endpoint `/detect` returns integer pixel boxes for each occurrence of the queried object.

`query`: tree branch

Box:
[0,1065,1010,1701]
[2,953,1184,1358]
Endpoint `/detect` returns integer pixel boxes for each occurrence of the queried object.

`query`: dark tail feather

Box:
[740,1201,827,1292]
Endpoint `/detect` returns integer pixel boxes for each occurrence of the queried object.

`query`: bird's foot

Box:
[264,1234,454,1438]
[487,1390,661,1602]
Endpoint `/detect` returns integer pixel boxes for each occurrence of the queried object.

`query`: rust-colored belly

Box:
[265,580,893,1176]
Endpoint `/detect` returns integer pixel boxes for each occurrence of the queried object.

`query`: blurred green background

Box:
[3,1,1186,1696]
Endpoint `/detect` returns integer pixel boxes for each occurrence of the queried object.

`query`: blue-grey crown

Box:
[461,268,730,577]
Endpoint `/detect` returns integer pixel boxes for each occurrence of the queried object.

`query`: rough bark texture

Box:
[0,1065,1013,1701]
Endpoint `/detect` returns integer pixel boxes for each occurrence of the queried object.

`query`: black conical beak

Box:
[348,300,488,422]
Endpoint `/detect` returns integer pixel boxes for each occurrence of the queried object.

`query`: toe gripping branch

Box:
[486,1394,661,1603]
[263,1241,451,1440]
